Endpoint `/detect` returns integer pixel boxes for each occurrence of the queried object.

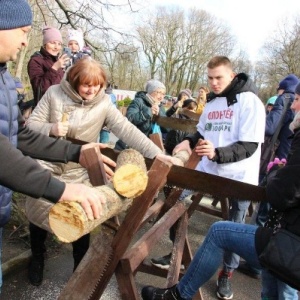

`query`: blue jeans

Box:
[177,221,260,299]
[99,129,110,143]
[224,199,250,272]
[0,227,2,292]
[261,269,298,300]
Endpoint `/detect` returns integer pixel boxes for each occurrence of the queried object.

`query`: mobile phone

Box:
[62,47,72,58]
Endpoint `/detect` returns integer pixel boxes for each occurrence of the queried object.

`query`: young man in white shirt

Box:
[150,56,266,300]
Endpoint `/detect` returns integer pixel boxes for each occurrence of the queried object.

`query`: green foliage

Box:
[117,100,124,107]
[117,97,132,107]
[123,97,132,106]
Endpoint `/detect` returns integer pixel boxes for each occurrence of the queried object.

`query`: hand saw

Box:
[60,140,266,299]
[58,156,171,300]
[153,115,198,133]
[178,108,201,121]
[67,137,266,202]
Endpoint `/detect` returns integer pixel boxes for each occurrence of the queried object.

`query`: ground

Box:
[2,194,62,270]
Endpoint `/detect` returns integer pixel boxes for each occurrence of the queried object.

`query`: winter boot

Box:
[28,223,47,286]
[141,284,185,300]
[28,254,44,286]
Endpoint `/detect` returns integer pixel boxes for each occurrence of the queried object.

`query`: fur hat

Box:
[68,29,84,51]
[145,79,166,94]
[0,0,32,30]
[42,26,62,45]
[277,74,299,92]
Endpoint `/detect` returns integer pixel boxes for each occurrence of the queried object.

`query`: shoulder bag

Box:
[258,228,300,290]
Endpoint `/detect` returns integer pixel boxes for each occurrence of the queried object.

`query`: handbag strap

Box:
[270,94,291,147]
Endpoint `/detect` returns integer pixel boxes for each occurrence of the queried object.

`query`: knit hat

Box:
[295,82,300,95]
[0,0,32,30]
[145,79,166,94]
[68,29,84,51]
[277,74,299,92]
[42,26,62,45]
[266,95,277,106]
[180,89,192,98]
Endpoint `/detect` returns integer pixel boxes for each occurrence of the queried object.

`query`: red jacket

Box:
[27,46,64,105]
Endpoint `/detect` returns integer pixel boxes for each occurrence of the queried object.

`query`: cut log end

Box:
[49,202,87,243]
[113,164,148,198]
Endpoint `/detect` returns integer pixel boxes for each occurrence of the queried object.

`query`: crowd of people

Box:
[1,1,300,299]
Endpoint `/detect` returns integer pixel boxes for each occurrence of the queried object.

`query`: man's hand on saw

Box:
[79,143,116,180]
[58,183,106,220]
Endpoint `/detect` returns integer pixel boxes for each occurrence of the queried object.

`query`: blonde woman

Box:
[195,86,209,115]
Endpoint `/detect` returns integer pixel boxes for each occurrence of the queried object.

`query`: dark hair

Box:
[207,56,232,69]
[66,57,107,92]
[182,99,198,110]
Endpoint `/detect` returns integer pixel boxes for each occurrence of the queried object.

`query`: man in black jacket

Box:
[0,0,115,291]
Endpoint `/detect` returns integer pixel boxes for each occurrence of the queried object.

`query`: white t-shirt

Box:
[196,92,265,185]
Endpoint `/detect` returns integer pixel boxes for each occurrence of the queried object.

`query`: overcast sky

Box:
[128,0,300,61]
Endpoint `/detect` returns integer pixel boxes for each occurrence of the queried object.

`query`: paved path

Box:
[1,203,262,300]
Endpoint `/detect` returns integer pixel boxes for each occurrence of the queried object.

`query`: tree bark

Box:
[49,184,132,243]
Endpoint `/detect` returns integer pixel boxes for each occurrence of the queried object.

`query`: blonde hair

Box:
[197,86,209,104]
[199,86,209,94]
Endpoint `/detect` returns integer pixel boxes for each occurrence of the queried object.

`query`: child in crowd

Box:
[67,29,91,66]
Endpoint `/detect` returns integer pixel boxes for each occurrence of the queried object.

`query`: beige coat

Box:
[25,78,162,232]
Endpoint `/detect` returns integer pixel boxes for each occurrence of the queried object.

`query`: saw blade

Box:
[58,227,114,300]
[66,138,266,202]
[154,115,198,133]
[99,148,266,202]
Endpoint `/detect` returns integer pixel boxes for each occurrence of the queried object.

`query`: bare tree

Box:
[12,0,141,88]
[135,6,237,95]
[256,14,300,98]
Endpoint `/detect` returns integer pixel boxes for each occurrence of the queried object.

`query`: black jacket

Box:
[0,61,81,227]
[255,128,300,255]
[164,113,191,155]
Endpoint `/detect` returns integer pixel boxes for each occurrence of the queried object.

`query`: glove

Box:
[267,157,287,173]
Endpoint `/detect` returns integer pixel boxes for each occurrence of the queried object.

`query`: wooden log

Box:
[113,149,148,198]
[49,185,132,243]
[172,150,190,166]
[172,139,202,168]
